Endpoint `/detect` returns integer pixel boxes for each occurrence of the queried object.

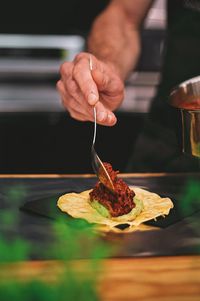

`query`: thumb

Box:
[91,69,111,93]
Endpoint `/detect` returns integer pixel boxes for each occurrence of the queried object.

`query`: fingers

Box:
[58,52,123,126]
[57,79,117,126]
[95,101,117,126]
[57,79,93,121]
[60,56,99,106]
[92,68,123,96]
[73,53,99,105]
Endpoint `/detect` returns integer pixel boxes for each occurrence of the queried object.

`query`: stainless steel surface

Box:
[0,29,164,113]
[144,0,166,29]
[0,83,62,112]
[0,34,85,61]
[170,76,200,158]
[170,76,200,110]
[0,34,85,113]
[0,71,160,113]
[90,55,115,192]
[0,58,61,77]
[181,110,200,157]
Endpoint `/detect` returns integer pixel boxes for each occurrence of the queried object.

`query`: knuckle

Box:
[117,79,124,93]
[110,79,124,96]
[59,61,70,76]
[56,80,62,92]
[101,76,108,88]
[111,81,122,93]
[74,52,88,63]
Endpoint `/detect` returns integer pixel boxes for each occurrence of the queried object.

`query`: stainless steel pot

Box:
[170,76,200,158]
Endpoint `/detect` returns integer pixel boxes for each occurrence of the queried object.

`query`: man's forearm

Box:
[87,1,148,80]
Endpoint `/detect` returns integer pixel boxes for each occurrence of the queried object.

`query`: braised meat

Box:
[89,162,135,217]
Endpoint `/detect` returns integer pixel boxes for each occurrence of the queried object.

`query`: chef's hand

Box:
[57,52,124,126]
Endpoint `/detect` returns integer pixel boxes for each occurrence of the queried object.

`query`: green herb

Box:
[0,186,112,301]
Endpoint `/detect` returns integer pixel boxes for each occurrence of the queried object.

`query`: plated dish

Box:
[57,163,174,232]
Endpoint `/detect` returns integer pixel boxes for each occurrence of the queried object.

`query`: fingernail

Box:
[97,111,106,122]
[88,92,98,105]
[108,114,115,123]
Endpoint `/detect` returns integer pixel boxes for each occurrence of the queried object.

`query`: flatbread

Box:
[57,186,173,231]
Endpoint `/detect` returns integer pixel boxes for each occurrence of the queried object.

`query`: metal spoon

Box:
[89,55,115,192]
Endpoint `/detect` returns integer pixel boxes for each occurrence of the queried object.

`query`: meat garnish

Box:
[89,162,135,217]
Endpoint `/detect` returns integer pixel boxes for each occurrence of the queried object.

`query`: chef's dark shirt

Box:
[126,0,200,172]
[159,0,200,98]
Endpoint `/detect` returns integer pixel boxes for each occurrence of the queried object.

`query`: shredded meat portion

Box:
[89,162,135,217]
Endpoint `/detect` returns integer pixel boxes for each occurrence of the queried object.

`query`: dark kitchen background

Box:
[0,0,166,174]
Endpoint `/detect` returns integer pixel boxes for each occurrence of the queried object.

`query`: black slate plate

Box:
[19,175,200,257]
[20,189,198,228]
[20,191,200,257]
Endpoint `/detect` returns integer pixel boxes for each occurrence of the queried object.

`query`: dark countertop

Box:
[0,173,200,301]
[0,173,200,260]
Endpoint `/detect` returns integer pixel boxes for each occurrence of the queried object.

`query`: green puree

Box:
[90,197,143,222]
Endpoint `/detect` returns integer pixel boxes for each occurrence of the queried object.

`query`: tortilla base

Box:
[57,187,174,231]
